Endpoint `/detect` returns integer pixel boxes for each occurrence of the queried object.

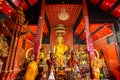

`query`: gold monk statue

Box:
[24,60,38,80]
[53,35,68,67]
[78,45,89,65]
[39,47,47,65]
[67,50,81,71]
[91,49,102,80]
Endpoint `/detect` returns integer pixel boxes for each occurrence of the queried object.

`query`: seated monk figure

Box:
[67,51,80,71]
[24,60,38,80]
[53,35,68,67]
[67,51,86,78]
[46,52,56,75]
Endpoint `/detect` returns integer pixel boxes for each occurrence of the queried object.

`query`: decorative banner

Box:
[33,17,42,60]
[85,16,94,61]
[82,0,95,79]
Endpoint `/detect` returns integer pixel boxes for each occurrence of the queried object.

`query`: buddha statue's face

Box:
[57,36,64,43]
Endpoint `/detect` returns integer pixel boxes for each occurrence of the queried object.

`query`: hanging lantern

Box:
[58,7,69,21]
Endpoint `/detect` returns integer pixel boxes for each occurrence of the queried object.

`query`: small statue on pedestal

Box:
[39,47,47,65]
[78,45,89,65]
[0,34,9,57]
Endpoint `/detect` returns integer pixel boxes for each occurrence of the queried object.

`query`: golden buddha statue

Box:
[53,24,68,67]
[53,35,68,67]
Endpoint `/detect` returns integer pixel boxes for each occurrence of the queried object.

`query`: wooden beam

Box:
[91,26,104,35]
[78,28,85,37]
[73,10,83,32]
[6,0,16,9]
[107,0,120,13]
[96,0,103,6]
[44,12,50,34]
[24,0,31,7]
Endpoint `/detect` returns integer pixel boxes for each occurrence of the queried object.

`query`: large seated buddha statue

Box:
[53,24,68,68]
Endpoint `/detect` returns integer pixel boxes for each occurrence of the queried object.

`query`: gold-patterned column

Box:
[82,0,95,79]
[33,0,45,62]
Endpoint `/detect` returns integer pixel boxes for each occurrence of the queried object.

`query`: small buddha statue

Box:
[53,35,68,67]
[39,47,47,65]
[91,49,102,80]
[78,45,88,65]
[0,34,8,57]
[92,57,100,80]
[53,24,68,68]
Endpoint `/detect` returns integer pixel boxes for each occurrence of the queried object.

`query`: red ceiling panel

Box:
[74,18,84,36]
[43,22,49,35]
[90,24,101,33]
[89,0,100,5]
[92,26,113,40]
[28,0,38,6]
[0,0,14,15]
[45,4,82,28]
[90,0,120,18]
[80,32,86,40]
[0,0,38,15]
[111,4,120,17]
[11,0,38,9]
[78,23,113,41]
[99,0,117,11]
[27,24,49,41]
[91,34,98,41]
[11,0,21,6]
[27,25,37,41]
[90,23,113,33]
[21,1,29,11]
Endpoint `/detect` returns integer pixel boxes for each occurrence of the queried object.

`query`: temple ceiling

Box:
[0,0,120,42]
[45,4,82,28]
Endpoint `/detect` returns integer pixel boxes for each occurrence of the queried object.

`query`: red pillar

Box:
[82,0,95,79]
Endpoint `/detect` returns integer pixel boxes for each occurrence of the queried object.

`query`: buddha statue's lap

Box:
[54,36,68,67]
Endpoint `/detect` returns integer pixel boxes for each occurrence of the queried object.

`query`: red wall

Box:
[93,34,120,79]
[93,36,108,62]
[107,44,120,79]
